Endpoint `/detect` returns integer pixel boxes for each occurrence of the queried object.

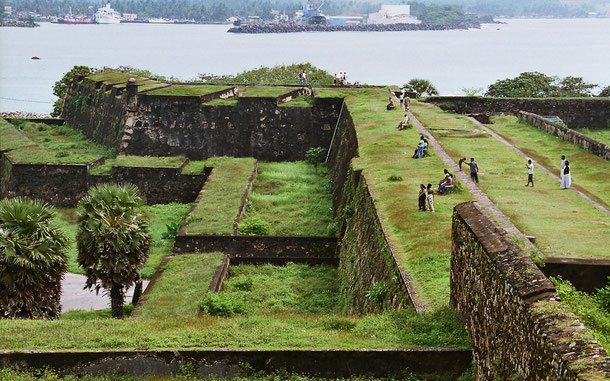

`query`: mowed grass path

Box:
[328,89,474,309]
[135,253,223,318]
[485,115,610,208]
[411,102,609,260]
[185,157,256,235]
[244,162,334,236]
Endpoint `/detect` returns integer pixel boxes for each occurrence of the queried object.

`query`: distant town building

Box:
[367,5,420,24]
[328,16,364,25]
[4,6,13,15]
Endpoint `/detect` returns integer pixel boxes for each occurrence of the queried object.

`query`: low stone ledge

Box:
[0,348,473,379]
[541,257,610,293]
[173,235,337,258]
[518,111,610,161]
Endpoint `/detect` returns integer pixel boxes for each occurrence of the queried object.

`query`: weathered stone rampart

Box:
[451,201,609,380]
[61,77,127,151]
[425,96,610,129]
[62,77,342,160]
[518,111,610,160]
[0,153,208,207]
[327,104,422,313]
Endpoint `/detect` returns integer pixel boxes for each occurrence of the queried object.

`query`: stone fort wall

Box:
[62,77,342,160]
[425,96,610,129]
[451,201,609,380]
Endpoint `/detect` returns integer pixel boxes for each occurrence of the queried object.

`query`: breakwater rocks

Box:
[228,20,482,34]
[0,21,40,27]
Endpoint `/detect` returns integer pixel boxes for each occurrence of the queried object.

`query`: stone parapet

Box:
[450,201,609,380]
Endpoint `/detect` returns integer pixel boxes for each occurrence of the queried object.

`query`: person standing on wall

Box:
[525,159,534,187]
[561,160,571,189]
[468,158,479,183]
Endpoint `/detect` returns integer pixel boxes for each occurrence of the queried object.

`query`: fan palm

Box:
[76,183,150,318]
[0,197,69,319]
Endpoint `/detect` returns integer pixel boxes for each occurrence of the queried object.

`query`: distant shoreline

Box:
[227,20,494,34]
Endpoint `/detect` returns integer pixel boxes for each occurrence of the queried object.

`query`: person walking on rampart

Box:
[525,159,534,187]
[468,158,479,183]
[425,184,435,212]
[561,160,571,189]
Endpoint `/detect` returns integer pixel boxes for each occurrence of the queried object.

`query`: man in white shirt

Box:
[560,155,566,179]
[526,159,534,187]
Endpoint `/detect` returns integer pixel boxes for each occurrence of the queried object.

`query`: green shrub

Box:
[343,204,354,219]
[200,292,248,317]
[596,276,610,313]
[365,281,388,305]
[230,276,254,292]
[161,221,182,240]
[306,147,326,168]
[54,150,69,158]
[387,174,403,182]
[238,217,271,236]
[321,316,357,331]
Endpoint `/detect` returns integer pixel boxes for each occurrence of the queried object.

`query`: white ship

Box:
[94,4,121,24]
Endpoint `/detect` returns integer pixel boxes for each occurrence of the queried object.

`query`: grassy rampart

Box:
[241,162,334,236]
[323,88,473,309]
[485,115,610,208]
[411,102,609,260]
[185,157,257,235]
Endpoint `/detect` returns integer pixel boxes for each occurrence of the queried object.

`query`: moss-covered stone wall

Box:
[425,96,610,129]
[337,173,412,314]
[61,77,127,151]
[451,201,609,380]
[327,105,415,314]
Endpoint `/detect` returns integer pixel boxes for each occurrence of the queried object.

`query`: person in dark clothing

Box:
[468,158,479,183]
[418,184,426,211]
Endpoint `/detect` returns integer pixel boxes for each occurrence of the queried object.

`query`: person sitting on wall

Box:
[418,184,427,211]
[412,137,428,159]
[438,169,453,194]
[300,87,311,96]
[387,97,396,110]
[397,113,410,130]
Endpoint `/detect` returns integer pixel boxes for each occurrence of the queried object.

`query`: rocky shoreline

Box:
[0,21,40,27]
[228,19,491,34]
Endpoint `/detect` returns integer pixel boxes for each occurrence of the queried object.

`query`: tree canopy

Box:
[485,72,598,98]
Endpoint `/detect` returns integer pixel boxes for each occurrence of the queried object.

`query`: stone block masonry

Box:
[451,201,609,380]
[518,111,610,161]
[62,75,342,160]
[425,96,610,130]
[0,153,209,207]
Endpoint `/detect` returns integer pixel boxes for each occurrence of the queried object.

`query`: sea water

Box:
[1,18,609,113]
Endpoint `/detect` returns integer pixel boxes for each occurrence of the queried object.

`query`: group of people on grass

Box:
[525,155,571,188]
[412,136,429,159]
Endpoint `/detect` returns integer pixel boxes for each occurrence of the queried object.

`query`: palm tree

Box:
[403,79,439,98]
[76,183,151,318]
[0,197,69,319]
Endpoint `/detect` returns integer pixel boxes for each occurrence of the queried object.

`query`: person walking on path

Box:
[418,184,426,211]
[425,184,435,212]
[560,155,566,178]
[561,160,571,189]
[525,159,534,187]
[468,158,479,183]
